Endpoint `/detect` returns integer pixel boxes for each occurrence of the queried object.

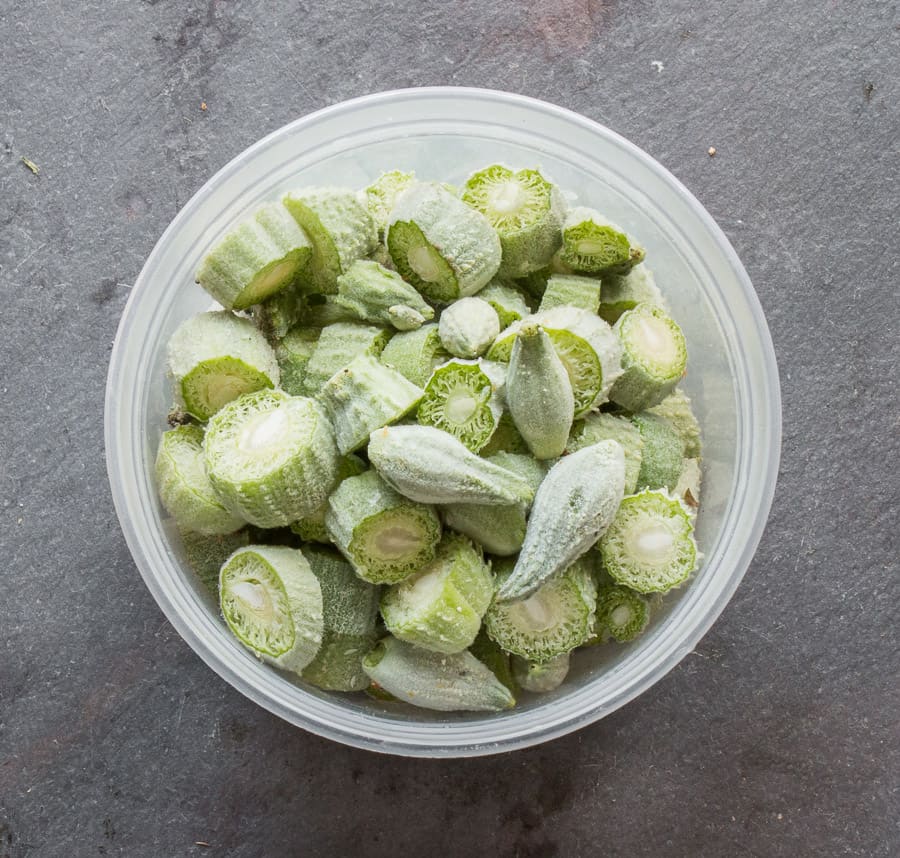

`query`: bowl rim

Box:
[105,86,782,757]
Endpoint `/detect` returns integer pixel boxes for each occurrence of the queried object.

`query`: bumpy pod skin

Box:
[558,206,645,275]
[647,387,702,459]
[166,311,280,421]
[368,424,535,507]
[598,265,667,325]
[301,321,392,395]
[538,274,603,314]
[632,413,685,491]
[333,259,435,331]
[282,187,378,293]
[274,325,321,396]
[380,534,493,654]
[512,653,570,693]
[379,323,450,387]
[599,489,698,594]
[362,637,516,712]
[386,183,502,302]
[486,556,598,663]
[179,528,249,596]
[289,453,367,544]
[320,353,424,455]
[609,304,688,411]
[155,425,246,535]
[326,469,442,585]
[461,164,566,278]
[203,389,341,527]
[567,412,644,494]
[195,202,312,310]
[507,322,575,460]
[496,440,626,602]
[438,297,501,359]
[362,170,417,239]
[219,545,324,673]
[478,280,532,329]
[468,628,518,695]
[591,584,650,643]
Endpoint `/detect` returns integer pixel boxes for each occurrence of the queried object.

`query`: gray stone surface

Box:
[1,0,897,855]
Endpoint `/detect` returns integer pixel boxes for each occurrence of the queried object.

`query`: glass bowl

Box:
[105,87,781,757]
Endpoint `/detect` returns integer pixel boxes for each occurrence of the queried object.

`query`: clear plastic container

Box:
[105,88,781,757]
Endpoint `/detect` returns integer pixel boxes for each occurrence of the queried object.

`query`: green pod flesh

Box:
[326,469,442,585]
[507,322,575,460]
[283,188,378,293]
[386,183,502,302]
[632,413,685,491]
[461,164,565,278]
[219,545,324,672]
[478,410,529,456]
[179,527,250,597]
[438,297,501,359]
[289,453,366,544]
[166,311,280,421]
[538,274,603,314]
[204,389,341,527]
[609,304,688,411]
[196,202,312,311]
[417,359,506,453]
[598,265,667,324]
[486,556,597,663]
[274,325,321,396]
[647,387,702,459]
[301,321,392,395]
[362,637,515,712]
[379,323,450,387]
[362,170,416,239]
[468,628,517,696]
[558,206,645,275]
[368,424,535,507]
[599,489,698,594]
[380,534,493,654]
[320,353,424,455]
[496,440,625,602]
[592,584,650,643]
[567,412,644,494]
[512,653,570,693]
[155,425,246,535]
[333,259,435,331]
[478,280,532,329]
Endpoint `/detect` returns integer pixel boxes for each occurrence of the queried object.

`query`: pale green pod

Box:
[647,387,702,459]
[367,424,535,507]
[166,311,279,421]
[386,182,502,302]
[155,425,246,535]
[379,323,450,387]
[538,273,603,314]
[591,584,650,643]
[362,170,417,239]
[333,259,435,331]
[283,187,378,293]
[567,412,644,494]
[196,202,312,310]
[558,206,645,275]
[179,527,249,597]
[496,440,625,602]
[478,280,532,329]
[438,297,501,358]
[289,453,367,544]
[219,545,324,673]
[325,469,442,584]
[506,322,575,460]
[512,653,570,693]
[274,325,321,396]
[632,413,685,491]
[598,265,667,324]
[362,637,516,712]
[380,534,493,654]
[204,389,341,527]
[301,321,392,395]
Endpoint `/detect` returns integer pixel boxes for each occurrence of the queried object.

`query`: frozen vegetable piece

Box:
[478,280,532,329]
[289,453,367,544]
[379,322,450,387]
[592,584,650,643]
[333,259,435,331]
[469,628,517,695]
[598,265,666,324]
[512,653,570,692]
[538,274,602,314]
[274,324,320,396]
[301,321,392,394]
[647,387,702,459]
[632,413,684,491]
[567,412,644,494]
[179,527,249,597]
[558,206,645,275]
[363,170,416,239]
[438,296,501,358]
[252,282,307,342]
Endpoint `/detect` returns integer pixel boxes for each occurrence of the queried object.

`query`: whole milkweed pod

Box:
[538,274,603,314]
[166,311,279,421]
[361,636,515,712]
[203,389,341,528]
[592,584,650,643]
[274,325,321,396]
[301,321,392,395]
[325,469,442,585]
[179,527,250,597]
[379,323,450,387]
[362,170,417,239]
[333,259,435,331]
[477,280,532,329]
[438,297,501,359]
[609,303,688,411]
[289,453,367,543]
[386,182,501,302]
[647,387,702,459]
[512,653,570,693]
[598,489,698,594]
[567,412,644,494]
[558,206,645,275]
[380,534,493,654]
[219,545,324,672]
[367,424,535,507]
[195,202,313,311]
[155,424,246,535]
[598,265,667,325]
[282,187,378,293]
[495,440,625,602]
[461,164,566,278]
[631,413,685,492]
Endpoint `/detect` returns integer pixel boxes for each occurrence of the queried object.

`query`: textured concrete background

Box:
[1,1,897,855]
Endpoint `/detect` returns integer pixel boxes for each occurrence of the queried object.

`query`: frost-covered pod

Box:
[632,413,685,491]
[368,424,535,507]
[380,534,493,654]
[647,387,702,459]
[219,545,324,672]
[320,353,424,455]
[203,389,340,527]
[609,304,687,411]
[598,265,667,324]
[289,453,367,543]
[195,202,312,311]
[486,556,597,662]
[379,323,450,387]
[301,321,392,395]
[166,311,279,421]
[179,527,249,597]
[478,280,532,329]
[333,259,435,331]
[386,182,501,302]
[300,546,380,692]
[156,425,246,535]
[496,440,625,602]
[591,584,650,643]
[512,653,570,693]
[461,164,565,278]
[558,206,645,275]
[567,412,644,494]
[274,325,321,396]
[325,469,442,584]
[538,274,603,314]
[362,170,417,239]
[506,322,575,460]
[282,187,378,293]
[438,297,501,358]
[469,628,517,695]
[599,489,698,594]
[362,637,515,712]
[416,358,506,452]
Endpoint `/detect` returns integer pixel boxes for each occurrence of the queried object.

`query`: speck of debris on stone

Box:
[21,157,40,174]
[707,147,717,157]
[200,101,208,111]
